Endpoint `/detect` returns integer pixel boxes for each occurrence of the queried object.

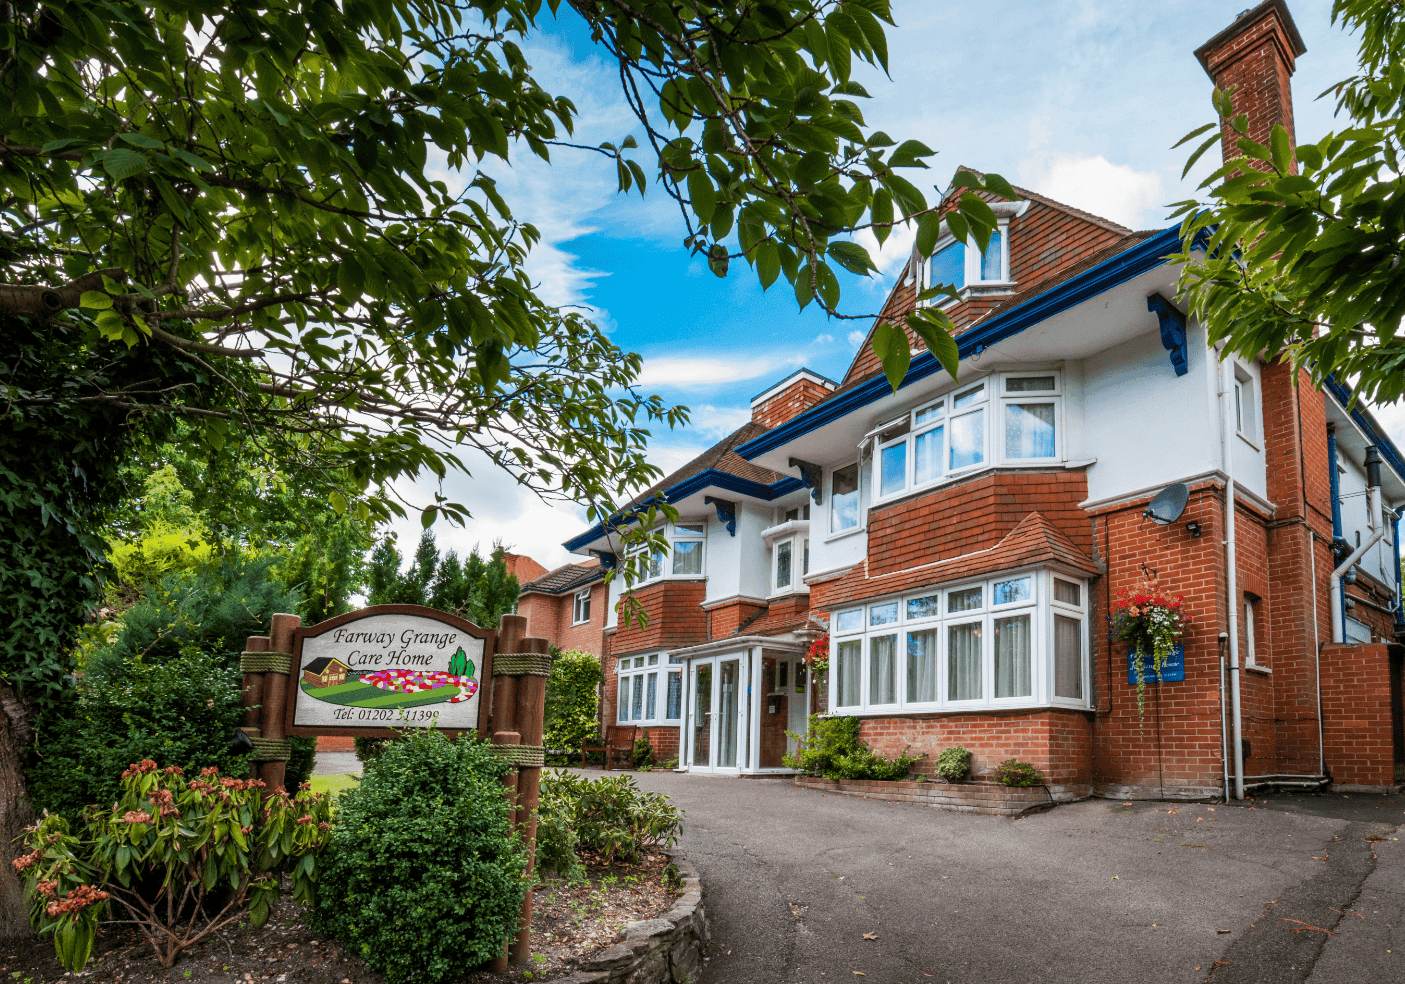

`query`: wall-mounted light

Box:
[1186,520,1202,538]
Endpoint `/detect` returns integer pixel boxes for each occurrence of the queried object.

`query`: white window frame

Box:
[617,652,683,725]
[827,569,1089,715]
[999,374,1062,464]
[629,520,707,585]
[827,449,871,538]
[763,518,811,597]
[572,587,592,625]
[1233,363,1258,444]
[924,218,1014,302]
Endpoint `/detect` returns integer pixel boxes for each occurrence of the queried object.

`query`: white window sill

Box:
[829,700,1092,716]
[824,525,866,544]
[571,620,590,627]
[768,586,811,600]
[1237,432,1262,452]
[1245,663,1272,675]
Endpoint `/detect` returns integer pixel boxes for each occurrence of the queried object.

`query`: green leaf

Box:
[99,148,148,180]
[687,170,716,222]
[1269,123,1293,174]
[1171,121,1218,149]
[907,310,960,380]
[421,506,437,529]
[79,290,113,310]
[871,189,893,246]
[915,212,942,258]
[827,241,874,276]
[338,256,365,302]
[871,320,910,392]
[756,241,780,290]
[118,131,165,151]
[1181,132,1223,180]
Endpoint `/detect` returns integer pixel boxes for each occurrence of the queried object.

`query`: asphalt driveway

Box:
[624,771,1404,984]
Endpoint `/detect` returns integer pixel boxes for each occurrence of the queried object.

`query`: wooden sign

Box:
[284,605,494,738]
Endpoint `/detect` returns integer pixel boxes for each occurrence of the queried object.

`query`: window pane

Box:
[906,595,940,620]
[619,677,630,721]
[994,614,1032,698]
[646,672,657,720]
[1006,375,1056,392]
[869,602,899,626]
[859,446,872,514]
[776,540,793,589]
[880,441,907,496]
[1054,579,1081,606]
[649,549,663,580]
[948,623,982,700]
[633,657,643,668]
[675,522,705,536]
[803,538,810,575]
[668,655,683,664]
[778,662,789,688]
[915,401,943,425]
[948,586,982,613]
[952,384,985,409]
[931,240,965,289]
[1055,615,1083,700]
[981,230,1003,281]
[1005,403,1056,459]
[673,539,703,575]
[914,425,943,485]
[836,608,863,634]
[632,672,644,719]
[667,671,683,719]
[836,640,862,707]
[907,629,938,703]
[648,654,659,665]
[870,634,897,704]
[949,408,985,470]
[831,463,859,532]
[993,576,1033,606]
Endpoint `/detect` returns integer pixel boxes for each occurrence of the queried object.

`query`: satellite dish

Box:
[1144,483,1189,525]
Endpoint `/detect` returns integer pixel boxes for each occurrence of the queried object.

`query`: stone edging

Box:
[549,857,708,984]
[793,775,1066,816]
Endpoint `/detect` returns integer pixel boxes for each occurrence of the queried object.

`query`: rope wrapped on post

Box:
[486,744,545,767]
[248,737,292,762]
[491,653,554,677]
[240,652,293,675]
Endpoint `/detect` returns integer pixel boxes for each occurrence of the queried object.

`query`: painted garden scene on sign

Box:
[6,1,1405,983]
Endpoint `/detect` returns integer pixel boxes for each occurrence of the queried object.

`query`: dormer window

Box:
[925,217,1015,299]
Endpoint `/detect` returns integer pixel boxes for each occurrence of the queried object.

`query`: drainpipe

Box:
[1327,426,1348,633]
[1394,510,1404,632]
[1218,632,1229,803]
[1309,531,1323,776]
[1331,446,1386,644]
[1218,355,1245,800]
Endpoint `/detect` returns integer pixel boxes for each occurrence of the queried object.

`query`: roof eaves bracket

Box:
[704,496,737,536]
[591,550,618,570]
[789,457,824,505]
[1147,292,1189,377]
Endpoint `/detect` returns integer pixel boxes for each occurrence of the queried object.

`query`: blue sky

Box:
[391,1,1399,570]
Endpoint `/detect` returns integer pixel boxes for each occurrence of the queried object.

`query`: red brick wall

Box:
[517,580,608,656]
[1320,643,1399,785]
[753,378,836,428]
[707,599,768,638]
[610,581,708,654]
[862,469,1091,579]
[516,592,561,648]
[857,709,1092,785]
[1199,5,1300,171]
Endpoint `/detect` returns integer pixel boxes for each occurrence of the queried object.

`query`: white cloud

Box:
[848,329,868,347]
[635,354,798,389]
[813,333,835,345]
[1017,152,1164,230]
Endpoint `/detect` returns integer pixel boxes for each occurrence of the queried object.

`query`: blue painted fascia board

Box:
[735,224,1185,461]
[1323,375,1405,488]
[561,471,807,553]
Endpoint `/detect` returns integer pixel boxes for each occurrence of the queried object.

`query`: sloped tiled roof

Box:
[629,421,786,508]
[816,512,1101,610]
[521,560,603,595]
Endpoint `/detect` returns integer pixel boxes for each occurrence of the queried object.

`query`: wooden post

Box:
[240,635,269,783]
[511,634,550,965]
[260,612,301,795]
[490,614,526,975]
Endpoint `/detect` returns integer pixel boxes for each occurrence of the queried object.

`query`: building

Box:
[302,657,350,688]
[516,559,610,658]
[560,0,1405,796]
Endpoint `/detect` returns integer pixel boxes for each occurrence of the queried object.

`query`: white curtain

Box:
[837,640,861,707]
[870,634,897,704]
[994,615,1032,698]
[646,672,658,719]
[907,630,938,703]
[1055,615,1083,699]
[1005,402,1056,459]
[948,623,982,700]
[619,677,631,721]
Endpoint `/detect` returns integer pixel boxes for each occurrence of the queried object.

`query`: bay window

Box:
[763,514,810,595]
[829,570,1088,714]
[618,652,684,725]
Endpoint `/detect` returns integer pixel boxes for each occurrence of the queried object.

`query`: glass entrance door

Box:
[718,658,740,768]
[686,654,746,772]
[691,662,712,769]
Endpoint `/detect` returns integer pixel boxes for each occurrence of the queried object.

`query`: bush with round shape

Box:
[934,746,971,784]
[993,759,1046,787]
[312,729,526,983]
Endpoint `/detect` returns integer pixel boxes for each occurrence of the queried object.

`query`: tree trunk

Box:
[0,686,35,938]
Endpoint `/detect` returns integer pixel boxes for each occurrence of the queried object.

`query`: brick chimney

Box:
[751,369,838,428]
[1195,1,1307,170]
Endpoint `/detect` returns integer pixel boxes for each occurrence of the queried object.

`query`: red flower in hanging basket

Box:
[804,633,829,672]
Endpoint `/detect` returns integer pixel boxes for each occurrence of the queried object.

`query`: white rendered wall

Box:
[1336,451,1400,587]
[1228,356,1269,503]
[809,472,868,582]
[1082,324,1223,505]
[734,504,774,601]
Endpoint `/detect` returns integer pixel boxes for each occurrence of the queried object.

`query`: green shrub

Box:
[15,760,331,971]
[352,735,395,765]
[539,771,682,864]
[286,735,317,789]
[534,783,585,885]
[783,715,918,781]
[26,651,250,820]
[313,729,527,983]
[633,730,654,770]
[993,759,1046,787]
[934,746,972,783]
[543,649,602,753]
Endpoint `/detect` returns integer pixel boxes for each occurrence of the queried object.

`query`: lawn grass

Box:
[309,772,361,800]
